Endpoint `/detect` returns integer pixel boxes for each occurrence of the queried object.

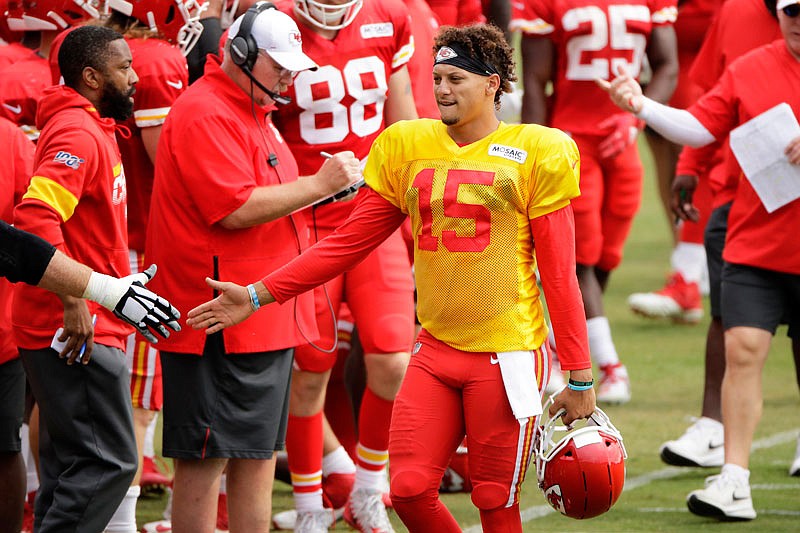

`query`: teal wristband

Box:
[567,382,593,392]
[246,284,260,311]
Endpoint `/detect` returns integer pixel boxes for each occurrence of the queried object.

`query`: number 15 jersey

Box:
[510,0,677,135]
[365,119,580,352]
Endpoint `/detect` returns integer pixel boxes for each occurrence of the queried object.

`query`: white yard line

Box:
[462,428,799,532]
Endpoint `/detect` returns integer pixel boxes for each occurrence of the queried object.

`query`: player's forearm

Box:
[219,179,330,229]
[38,250,92,297]
[519,37,552,125]
[530,205,591,371]
[642,25,679,105]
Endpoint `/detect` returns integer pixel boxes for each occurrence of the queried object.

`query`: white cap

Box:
[229,7,317,72]
[778,0,799,9]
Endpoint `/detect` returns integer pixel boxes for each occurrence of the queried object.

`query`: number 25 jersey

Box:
[365,120,581,352]
[510,0,677,135]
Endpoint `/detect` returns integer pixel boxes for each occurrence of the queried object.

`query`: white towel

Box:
[496,350,543,420]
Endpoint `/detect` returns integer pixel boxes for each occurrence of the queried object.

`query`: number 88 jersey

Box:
[510,0,677,135]
[273,0,413,178]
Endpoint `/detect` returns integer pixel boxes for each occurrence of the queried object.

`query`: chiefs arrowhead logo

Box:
[544,484,565,514]
[435,46,457,63]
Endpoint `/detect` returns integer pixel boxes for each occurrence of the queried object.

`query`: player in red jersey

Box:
[268,1,418,530]
[188,23,597,533]
[511,0,679,405]
[629,0,722,324]
[600,0,800,518]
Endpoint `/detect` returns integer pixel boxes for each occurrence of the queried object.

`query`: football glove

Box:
[84,265,181,343]
[597,113,644,159]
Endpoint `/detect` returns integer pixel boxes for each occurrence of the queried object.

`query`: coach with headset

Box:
[144,2,363,530]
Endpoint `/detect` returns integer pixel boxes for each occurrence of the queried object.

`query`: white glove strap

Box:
[83,272,127,311]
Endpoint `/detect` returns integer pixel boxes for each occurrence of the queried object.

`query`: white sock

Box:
[104,485,140,532]
[294,489,325,513]
[219,473,227,495]
[721,463,750,484]
[21,423,39,493]
[144,413,158,458]
[671,242,707,284]
[322,446,356,476]
[586,316,619,368]
[354,465,387,493]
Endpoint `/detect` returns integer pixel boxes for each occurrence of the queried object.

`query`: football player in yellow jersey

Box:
[187,23,596,533]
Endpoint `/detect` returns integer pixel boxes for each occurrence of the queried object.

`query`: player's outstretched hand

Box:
[187,278,255,334]
[595,65,644,114]
[111,265,181,343]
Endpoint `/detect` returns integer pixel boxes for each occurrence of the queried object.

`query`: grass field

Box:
[136,139,800,531]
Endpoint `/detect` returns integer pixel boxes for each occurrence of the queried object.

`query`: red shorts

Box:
[388,330,550,509]
[293,227,415,373]
[571,134,643,272]
[126,251,162,410]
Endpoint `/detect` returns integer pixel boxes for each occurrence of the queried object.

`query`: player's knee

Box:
[471,481,510,511]
[390,469,434,502]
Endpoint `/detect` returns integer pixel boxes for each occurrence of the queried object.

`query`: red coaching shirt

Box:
[145,58,317,354]
[510,0,677,135]
[688,41,800,275]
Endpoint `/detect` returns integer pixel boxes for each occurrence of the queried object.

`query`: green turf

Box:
[136,141,800,531]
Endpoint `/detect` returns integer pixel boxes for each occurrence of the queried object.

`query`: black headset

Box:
[229,1,292,104]
[230,1,275,71]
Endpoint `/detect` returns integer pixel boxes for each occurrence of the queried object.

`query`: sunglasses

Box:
[258,50,299,79]
[784,3,800,18]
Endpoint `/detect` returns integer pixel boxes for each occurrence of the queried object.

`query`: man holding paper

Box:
[598,0,800,521]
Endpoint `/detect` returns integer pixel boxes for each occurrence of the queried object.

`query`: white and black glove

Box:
[83,264,181,343]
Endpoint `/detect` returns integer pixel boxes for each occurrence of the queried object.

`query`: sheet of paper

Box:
[729,102,800,213]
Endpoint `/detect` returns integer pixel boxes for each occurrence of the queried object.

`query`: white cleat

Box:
[687,473,756,521]
[596,363,631,404]
[790,434,800,477]
[344,488,394,533]
[660,417,724,468]
[294,509,335,533]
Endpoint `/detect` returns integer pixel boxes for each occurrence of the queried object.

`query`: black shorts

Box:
[160,333,293,459]
[704,202,731,319]
[721,262,800,338]
[0,358,24,452]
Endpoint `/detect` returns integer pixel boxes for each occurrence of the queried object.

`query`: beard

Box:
[99,81,135,121]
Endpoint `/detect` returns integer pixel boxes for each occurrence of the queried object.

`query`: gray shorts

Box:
[0,358,24,452]
[721,262,800,338]
[160,333,293,459]
[704,202,731,319]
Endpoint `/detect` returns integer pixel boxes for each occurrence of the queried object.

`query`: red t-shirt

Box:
[688,41,800,274]
[272,0,413,229]
[405,0,440,119]
[13,86,133,350]
[119,37,188,253]
[0,117,34,364]
[510,0,677,135]
[682,0,782,207]
[145,58,317,354]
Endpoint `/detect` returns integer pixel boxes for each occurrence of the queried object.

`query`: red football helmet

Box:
[106,0,207,55]
[7,0,102,31]
[534,400,627,519]
[293,0,362,31]
[1,1,22,41]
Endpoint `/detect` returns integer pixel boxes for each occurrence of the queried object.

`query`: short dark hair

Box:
[59,25,125,88]
[433,24,517,110]
[764,0,778,18]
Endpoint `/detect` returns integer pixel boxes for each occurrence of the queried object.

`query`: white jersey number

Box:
[294,56,388,144]
[563,5,649,81]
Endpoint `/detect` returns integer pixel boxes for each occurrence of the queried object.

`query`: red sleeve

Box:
[530,204,590,371]
[675,138,723,178]
[264,188,407,303]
